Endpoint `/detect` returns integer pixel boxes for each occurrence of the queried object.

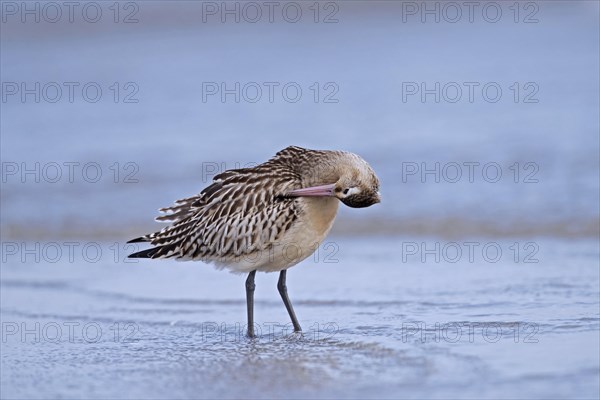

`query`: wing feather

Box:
[128,156,302,262]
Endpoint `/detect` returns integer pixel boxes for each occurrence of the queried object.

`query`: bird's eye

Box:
[343,188,350,195]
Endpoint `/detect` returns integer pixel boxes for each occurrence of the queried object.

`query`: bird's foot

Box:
[283,328,304,342]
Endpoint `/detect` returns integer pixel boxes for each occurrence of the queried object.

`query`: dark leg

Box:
[277,270,302,332]
[245,270,257,338]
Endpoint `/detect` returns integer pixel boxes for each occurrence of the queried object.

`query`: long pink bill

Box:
[286,183,336,197]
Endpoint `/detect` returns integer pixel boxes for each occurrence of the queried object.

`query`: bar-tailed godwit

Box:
[128,146,380,337]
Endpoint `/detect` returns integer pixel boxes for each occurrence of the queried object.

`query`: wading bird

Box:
[128,146,380,337]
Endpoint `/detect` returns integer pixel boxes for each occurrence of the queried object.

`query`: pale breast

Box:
[218,197,339,274]
[255,197,339,272]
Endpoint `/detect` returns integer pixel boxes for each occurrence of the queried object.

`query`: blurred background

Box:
[1,1,599,399]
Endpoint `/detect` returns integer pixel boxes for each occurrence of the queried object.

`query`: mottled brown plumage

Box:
[129,146,380,273]
[128,145,380,337]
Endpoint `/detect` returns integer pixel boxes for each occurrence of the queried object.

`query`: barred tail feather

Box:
[128,242,182,259]
[128,247,159,258]
[127,236,150,244]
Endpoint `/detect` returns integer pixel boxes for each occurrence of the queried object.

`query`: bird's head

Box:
[286,151,381,208]
[334,163,381,208]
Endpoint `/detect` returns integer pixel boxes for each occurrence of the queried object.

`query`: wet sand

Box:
[2,236,598,399]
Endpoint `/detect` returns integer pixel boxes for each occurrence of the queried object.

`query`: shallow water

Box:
[2,237,598,399]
